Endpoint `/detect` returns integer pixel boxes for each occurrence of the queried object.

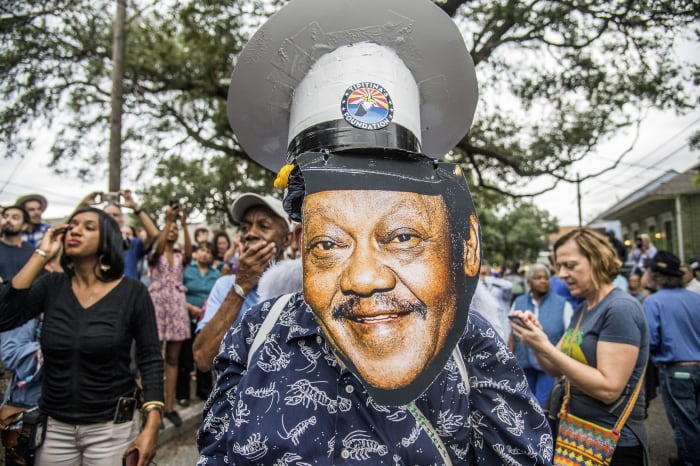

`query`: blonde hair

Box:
[553,227,621,289]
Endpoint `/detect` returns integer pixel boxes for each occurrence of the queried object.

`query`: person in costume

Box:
[198,0,552,464]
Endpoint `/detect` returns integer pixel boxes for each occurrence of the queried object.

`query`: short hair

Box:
[652,271,685,289]
[3,205,30,224]
[122,225,137,237]
[525,262,550,282]
[194,227,209,237]
[61,207,125,282]
[197,241,215,254]
[553,227,620,289]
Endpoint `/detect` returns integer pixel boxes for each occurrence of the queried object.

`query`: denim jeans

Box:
[658,363,700,466]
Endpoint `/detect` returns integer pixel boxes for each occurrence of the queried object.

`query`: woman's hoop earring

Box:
[99,255,111,273]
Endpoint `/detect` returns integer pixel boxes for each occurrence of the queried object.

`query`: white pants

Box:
[35,414,140,466]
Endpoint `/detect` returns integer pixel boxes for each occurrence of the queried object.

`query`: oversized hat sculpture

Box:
[228,0,478,171]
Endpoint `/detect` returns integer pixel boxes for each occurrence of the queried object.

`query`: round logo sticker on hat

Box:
[341,82,394,130]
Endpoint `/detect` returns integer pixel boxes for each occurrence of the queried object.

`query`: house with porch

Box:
[592,163,700,263]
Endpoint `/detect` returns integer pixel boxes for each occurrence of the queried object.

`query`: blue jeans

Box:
[658,363,700,466]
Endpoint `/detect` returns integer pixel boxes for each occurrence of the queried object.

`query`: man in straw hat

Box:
[198,0,551,464]
[15,194,50,248]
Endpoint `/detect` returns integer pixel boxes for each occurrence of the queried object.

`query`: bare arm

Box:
[192,286,247,372]
[121,190,159,245]
[510,310,639,404]
[151,206,179,262]
[192,239,277,372]
[179,208,192,265]
[12,225,67,289]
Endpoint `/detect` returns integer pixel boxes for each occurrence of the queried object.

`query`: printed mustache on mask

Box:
[331,295,427,322]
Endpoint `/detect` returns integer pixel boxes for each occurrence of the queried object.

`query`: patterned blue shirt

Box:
[21,223,50,248]
[197,293,553,465]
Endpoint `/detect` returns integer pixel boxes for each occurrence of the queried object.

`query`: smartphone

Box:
[508,314,528,327]
[103,192,121,204]
[55,225,72,235]
[122,448,139,466]
[114,396,136,424]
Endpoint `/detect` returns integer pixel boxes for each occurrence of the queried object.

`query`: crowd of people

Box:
[1,188,699,465]
[1,0,699,464]
[482,229,700,465]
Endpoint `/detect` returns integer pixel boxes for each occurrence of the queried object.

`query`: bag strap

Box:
[402,345,469,466]
[612,365,646,434]
[247,293,294,367]
[406,402,453,466]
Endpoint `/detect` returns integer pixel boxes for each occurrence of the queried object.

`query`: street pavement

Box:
[155,394,678,465]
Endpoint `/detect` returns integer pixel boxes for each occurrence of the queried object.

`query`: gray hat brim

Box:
[231,193,290,227]
[228,0,478,172]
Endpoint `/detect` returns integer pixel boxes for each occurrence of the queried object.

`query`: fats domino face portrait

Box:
[227,0,480,405]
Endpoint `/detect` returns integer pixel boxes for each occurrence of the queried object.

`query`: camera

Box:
[103,192,120,204]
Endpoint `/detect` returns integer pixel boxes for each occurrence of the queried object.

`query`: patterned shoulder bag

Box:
[553,312,645,465]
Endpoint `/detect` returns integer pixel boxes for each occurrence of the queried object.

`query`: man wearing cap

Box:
[192,193,292,372]
[197,0,550,464]
[15,194,50,248]
[0,206,34,285]
[642,250,700,465]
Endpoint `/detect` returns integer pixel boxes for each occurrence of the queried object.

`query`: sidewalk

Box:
[157,400,205,447]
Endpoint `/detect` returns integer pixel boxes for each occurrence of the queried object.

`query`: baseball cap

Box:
[649,250,683,277]
[230,193,290,228]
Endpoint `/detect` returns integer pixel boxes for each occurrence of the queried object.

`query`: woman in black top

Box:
[0,207,163,466]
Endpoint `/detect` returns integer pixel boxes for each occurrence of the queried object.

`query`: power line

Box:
[593,116,700,187]
[0,158,28,196]
[583,141,692,195]
[0,178,86,204]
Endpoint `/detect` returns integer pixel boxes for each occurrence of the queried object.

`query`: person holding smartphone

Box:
[511,228,649,464]
[0,207,164,466]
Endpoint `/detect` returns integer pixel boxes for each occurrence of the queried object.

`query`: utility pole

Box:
[576,172,582,227]
[108,0,126,192]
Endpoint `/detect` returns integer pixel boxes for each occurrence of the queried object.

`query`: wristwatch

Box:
[233,283,247,299]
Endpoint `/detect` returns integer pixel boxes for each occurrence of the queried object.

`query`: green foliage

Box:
[473,189,559,265]
[1,0,698,224]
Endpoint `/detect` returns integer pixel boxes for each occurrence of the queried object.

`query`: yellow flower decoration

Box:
[273,163,295,189]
